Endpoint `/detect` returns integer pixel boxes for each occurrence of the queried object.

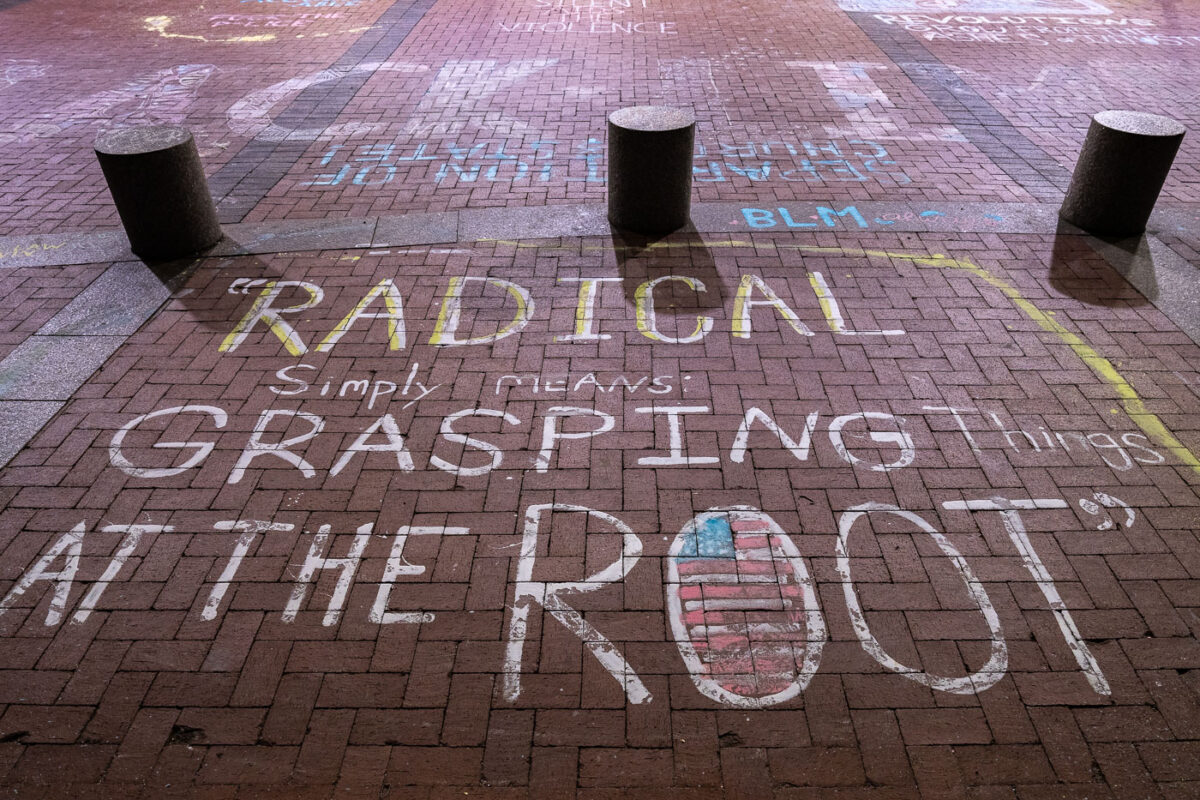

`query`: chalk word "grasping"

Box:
[106,404,918,482]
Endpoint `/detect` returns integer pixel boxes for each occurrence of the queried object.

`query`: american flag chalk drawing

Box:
[667,506,826,708]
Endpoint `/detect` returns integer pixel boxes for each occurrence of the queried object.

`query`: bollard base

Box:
[607,106,695,235]
[1059,110,1185,238]
[95,126,223,262]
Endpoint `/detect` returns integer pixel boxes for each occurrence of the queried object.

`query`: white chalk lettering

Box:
[428,276,534,346]
[0,522,87,626]
[430,408,522,477]
[203,520,295,621]
[316,278,407,352]
[924,405,983,456]
[838,503,1007,694]
[71,525,171,624]
[502,503,649,704]
[220,280,325,355]
[636,405,719,466]
[556,276,620,341]
[943,498,1110,695]
[636,275,713,344]
[229,408,325,484]
[283,524,371,626]
[535,406,614,472]
[330,414,416,476]
[809,271,905,336]
[729,408,820,464]
[370,526,469,624]
[667,507,826,708]
[827,411,915,471]
[109,405,228,479]
[732,274,814,339]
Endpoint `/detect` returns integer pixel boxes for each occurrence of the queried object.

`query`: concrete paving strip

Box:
[0,335,125,401]
[458,204,609,241]
[0,230,132,269]
[1087,233,1200,345]
[373,211,460,248]
[0,260,172,466]
[4,201,1199,268]
[0,401,63,467]
[1151,206,1200,250]
[39,262,172,337]
[217,216,378,255]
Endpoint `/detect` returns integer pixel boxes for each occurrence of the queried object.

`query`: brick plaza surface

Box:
[4,0,1200,233]
[3,0,1200,796]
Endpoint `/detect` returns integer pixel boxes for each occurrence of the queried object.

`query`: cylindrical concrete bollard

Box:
[1059,110,1185,237]
[95,125,223,261]
[607,106,695,234]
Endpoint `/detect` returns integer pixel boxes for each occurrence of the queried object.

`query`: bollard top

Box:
[1093,110,1185,138]
[609,106,695,132]
[95,125,193,156]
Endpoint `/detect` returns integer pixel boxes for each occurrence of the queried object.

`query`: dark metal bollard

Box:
[95,125,223,261]
[607,106,695,234]
[1060,110,1185,237]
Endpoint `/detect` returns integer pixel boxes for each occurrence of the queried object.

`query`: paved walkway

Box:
[2,0,1200,796]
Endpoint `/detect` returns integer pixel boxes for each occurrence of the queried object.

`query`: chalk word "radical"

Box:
[218,268,903,355]
[0,502,1116,708]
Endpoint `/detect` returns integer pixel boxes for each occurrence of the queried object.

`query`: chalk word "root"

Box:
[0,501,1114,708]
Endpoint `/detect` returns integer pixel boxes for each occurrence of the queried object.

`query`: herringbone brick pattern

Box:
[2,232,1199,795]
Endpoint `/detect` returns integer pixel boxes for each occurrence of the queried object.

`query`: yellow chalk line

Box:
[145,16,277,42]
[143,16,372,43]
[787,243,1200,479]
[428,237,1200,476]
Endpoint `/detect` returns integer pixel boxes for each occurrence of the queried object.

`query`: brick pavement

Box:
[5,0,1200,235]
[0,230,1199,796]
[3,0,1200,795]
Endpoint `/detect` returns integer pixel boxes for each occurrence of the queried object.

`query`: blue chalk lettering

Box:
[303,164,352,187]
[741,208,776,228]
[694,162,726,182]
[778,208,817,228]
[726,162,771,181]
[817,205,868,228]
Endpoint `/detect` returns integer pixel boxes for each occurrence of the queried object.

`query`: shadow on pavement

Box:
[1049,219,1153,308]
[610,223,723,322]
